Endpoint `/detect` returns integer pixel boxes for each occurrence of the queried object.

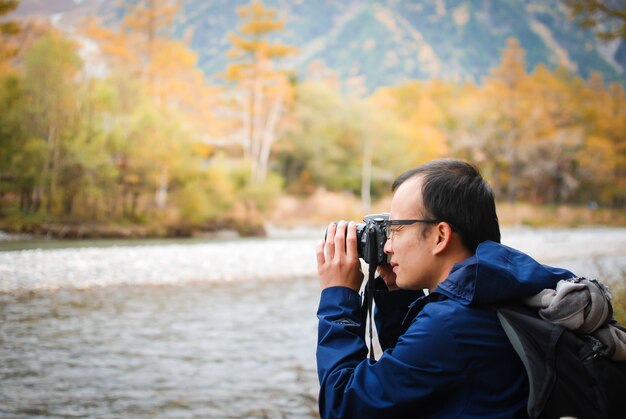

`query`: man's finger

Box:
[346,221,358,259]
[334,221,347,259]
[316,240,326,267]
[325,222,336,259]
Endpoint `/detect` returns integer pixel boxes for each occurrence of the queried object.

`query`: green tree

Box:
[57,79,120,218]
[82,1,221,215]
[276,81,364,195]
[0,75,36,211]
[277,80,448,205]
[22,30,83,213]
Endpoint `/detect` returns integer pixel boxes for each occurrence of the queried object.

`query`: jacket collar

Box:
[434,241,574,306]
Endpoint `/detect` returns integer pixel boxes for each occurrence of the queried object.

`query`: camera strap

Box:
[365,263,377,362]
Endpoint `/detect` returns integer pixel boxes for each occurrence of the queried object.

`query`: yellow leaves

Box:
[406,123,449,161]
[80,17,140,70]
[268,42,298,59]
[240,19,285,36]
[151,39,197,69]
[227,34,258,55]
[368,81,450,168]
[227,1,296,69]
[488,38,527,90]
[578,135,616,179]
[81,0,182,79]
[121,0,179,36]
[237,1,277,21]
[190,142,214,159]
[79,1,224,144]
[227,35,297,63]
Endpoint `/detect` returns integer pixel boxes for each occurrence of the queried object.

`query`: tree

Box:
[224,1,296,185]
[276,81,365,195]
[0,72,32,208]
[118,0,180,90]
[81,1,220,211]
[575,72,626,207]
[564,0,626,41]
[82,0,180,85]
[486,38,530,202]
[366,81,450,205]
[22,30,83,213]
[565,0,626,206]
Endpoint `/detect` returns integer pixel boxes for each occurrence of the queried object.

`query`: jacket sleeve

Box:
[373,277,424,350]
[317,287,467,419]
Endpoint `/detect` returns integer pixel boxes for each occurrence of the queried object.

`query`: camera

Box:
[327,213,389,266]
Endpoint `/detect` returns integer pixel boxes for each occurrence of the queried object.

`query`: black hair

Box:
[392,159,500,253]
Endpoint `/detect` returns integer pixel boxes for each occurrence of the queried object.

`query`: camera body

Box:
[356,213,389,266]
[326,213,389,266]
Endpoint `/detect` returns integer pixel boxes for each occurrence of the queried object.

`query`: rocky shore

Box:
[0,219,267,241]
[1,226,626,293]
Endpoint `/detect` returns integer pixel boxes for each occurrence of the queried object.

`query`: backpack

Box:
[495,302,626,419]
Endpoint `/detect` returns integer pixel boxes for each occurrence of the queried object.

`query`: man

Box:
[316,159,574,418]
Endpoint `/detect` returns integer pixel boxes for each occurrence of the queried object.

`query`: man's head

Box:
[384,159,500,290]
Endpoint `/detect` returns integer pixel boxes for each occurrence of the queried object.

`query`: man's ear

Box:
[432,222,453,256]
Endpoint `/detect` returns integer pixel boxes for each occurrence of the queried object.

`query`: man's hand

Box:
[316,221,364,291]
[377,264,400,292]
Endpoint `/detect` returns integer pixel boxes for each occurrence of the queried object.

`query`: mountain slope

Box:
[15,0,626,91]
[181,0,625,90]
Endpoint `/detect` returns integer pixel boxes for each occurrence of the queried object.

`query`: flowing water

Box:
[1,278,319,418]
[1,227,626,418]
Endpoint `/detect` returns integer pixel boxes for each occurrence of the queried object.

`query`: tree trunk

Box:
[250,74,264,183]
[257,95,283,184]
[156,166,168,209]
[361,133,372,212]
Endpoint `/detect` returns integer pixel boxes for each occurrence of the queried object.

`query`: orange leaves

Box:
[82,17,139,70]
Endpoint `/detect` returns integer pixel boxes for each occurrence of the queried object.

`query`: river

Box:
[1,226,626,418]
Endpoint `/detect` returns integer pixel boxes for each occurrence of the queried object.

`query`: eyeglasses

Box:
[384,219,441,238]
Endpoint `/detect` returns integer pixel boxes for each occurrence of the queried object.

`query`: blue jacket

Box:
[316,241,574,418]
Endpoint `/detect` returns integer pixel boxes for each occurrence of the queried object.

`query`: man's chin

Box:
[396,278,422,291]
[395,277,410,290]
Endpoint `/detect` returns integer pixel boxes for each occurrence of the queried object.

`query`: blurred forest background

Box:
[1,0,625,238]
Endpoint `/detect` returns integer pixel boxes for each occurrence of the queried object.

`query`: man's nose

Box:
[384,237,392,254]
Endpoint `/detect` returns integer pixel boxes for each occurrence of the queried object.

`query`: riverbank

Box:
[0,218,261,241]
[2,226,625,290]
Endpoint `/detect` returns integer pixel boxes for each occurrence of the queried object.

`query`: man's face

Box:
[383,175,438,291]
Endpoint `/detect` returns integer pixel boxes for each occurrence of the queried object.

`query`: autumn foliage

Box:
[0,1,625,236]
